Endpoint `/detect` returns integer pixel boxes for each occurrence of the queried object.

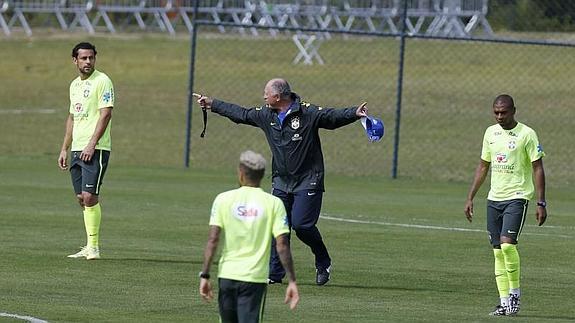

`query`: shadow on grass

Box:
[100,258,201,265]
[518,314,575,321]
[284,282,453,293]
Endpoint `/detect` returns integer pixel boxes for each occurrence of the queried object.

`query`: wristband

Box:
[536,201,546,208]
[199,271,210,279]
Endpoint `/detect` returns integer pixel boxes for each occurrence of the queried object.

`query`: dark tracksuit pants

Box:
[269,189,331,280]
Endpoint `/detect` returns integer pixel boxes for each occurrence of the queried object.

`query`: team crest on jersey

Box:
[508,140,516,150]
[290,116,300,130]
[495,152,508,163]
[83,89,90,98]
[74,103,83,112]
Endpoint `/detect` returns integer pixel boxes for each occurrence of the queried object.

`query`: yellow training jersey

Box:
[209,186,289,283]
[69,69,114,151]
[481,122,545,201]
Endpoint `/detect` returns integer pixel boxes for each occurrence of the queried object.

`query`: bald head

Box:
[266,78,292,100]
[492,94,517,129]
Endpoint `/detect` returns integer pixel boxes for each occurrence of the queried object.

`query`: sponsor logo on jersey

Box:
[234,204,263,222]
[83,89,90,98]
[495,152,507,163]
[508,140,516,150]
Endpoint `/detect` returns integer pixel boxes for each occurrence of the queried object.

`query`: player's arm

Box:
[199,225,220,302]
[464,159,490,222]
[276,233,299,310]
[80,107,112,162]
[58,113,74,170]
[532,158,547,226]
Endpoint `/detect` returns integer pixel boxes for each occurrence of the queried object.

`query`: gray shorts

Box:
[70,150,110,195]
[218,278,267,323]
[486,199,528,246]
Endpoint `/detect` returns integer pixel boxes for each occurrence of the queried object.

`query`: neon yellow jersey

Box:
[209,186,289,283]
[481,122,545,201]
[69,70,114,151]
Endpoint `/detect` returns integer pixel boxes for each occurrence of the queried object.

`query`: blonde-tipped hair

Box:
[240,150,266,171]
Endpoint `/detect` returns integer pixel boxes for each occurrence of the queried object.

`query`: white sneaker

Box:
[506,294,520,315]
[85,247,100,260]
[67,246,88,258]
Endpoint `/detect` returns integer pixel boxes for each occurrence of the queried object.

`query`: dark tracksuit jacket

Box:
[211,93,360,193]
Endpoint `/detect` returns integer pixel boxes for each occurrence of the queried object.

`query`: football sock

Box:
[493,248,509,299]
[501,243,520,290]
[84,203,101,248]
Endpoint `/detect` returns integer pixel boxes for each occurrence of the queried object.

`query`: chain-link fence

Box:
[183,1,575,186]
[2,1,572,186]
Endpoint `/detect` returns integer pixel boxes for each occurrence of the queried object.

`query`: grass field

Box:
[0,155,574,322]
[1,34,574,322]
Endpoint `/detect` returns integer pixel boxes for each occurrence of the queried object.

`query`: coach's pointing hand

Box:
[193,93,213,109]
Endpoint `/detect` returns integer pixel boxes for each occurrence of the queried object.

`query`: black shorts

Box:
[70,149,110,195]
[486,199,529,246]
[218,278,267,323]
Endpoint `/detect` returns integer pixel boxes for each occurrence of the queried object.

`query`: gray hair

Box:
[239,150,266,171]
[269,79,292,99]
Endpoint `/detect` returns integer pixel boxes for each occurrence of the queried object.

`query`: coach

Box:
[193,78,368,285]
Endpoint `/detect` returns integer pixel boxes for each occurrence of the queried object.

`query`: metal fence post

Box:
[392,0,409,179]
[184,1,200,168]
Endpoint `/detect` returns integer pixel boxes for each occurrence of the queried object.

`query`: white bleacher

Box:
[177,0,257,35]
[329,0,399,34]
[0,0,492,38]
[296,0,331,31]
[6,0,95,36]
[407,0,492,37]
[1,0,10,35]
[92,0,175,35]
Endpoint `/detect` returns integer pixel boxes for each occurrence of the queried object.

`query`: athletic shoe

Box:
[489,305,507,316]
[267,278,282,285]
[507,294,520,315]
[316,266,331,286]
[67,246,88,258]
[85,247,100,260]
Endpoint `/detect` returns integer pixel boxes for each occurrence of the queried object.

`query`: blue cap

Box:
[361,116,384,142]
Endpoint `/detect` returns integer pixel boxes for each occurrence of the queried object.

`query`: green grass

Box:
[0,155,574,322]
[1,34,574,322]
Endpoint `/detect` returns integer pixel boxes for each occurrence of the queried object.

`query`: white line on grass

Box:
[0,108,57,114]
[0,312,48,323]
[321,215,572,239]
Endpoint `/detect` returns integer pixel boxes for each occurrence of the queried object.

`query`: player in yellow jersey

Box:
[58,42,115,260]
[199,151,299,323]
[464,94,547,316]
